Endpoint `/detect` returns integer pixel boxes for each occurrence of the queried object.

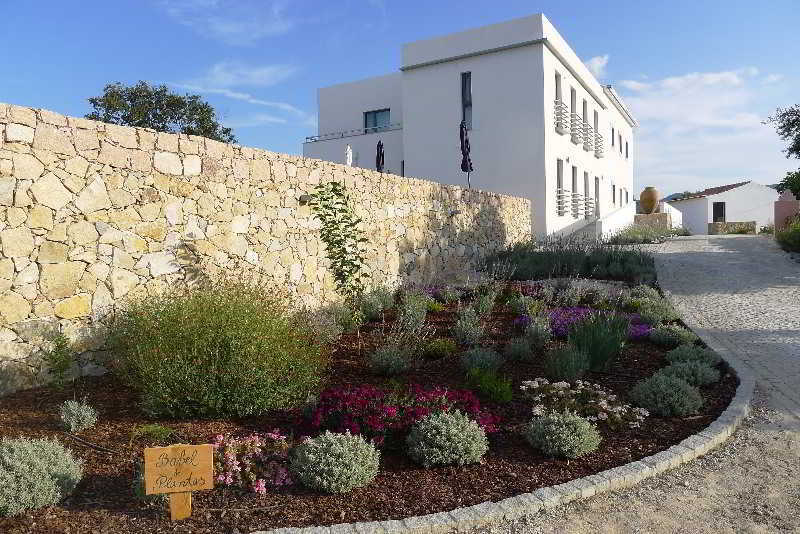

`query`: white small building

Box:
[303,14,638,236]
[666,181,779,234]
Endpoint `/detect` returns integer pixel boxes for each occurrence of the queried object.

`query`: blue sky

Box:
[2,0,798,194]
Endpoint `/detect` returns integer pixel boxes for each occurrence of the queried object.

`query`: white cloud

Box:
[584,54,609,79]
[618,67,791,195]
[190,61,298,88]
[157,0,294,45]
[763,73,784,85]
[224,113,287,128]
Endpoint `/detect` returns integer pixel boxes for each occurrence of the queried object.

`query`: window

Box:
[583,172,589,198]
[625,190,629,204]
[625,141,629,159]
[571,166,578,218]
[594,177,600,213]
[555,72,562,102]
[713,202,726,223]
[556,159,564,216]
[461,72,472,129]
[593,110,599,132]
[619,134,622,153]
[401,160,405,177]
[582,99,588,126]
[611,126,615,146]
[364,109,390,132]
[612,184,616,206]
[570,87,576,115]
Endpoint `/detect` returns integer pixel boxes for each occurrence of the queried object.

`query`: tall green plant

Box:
[568,313,628,371]
[309,181,369,302]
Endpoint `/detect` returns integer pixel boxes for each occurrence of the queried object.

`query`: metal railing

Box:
[583,196,596,218]
[570,113,583,144]
[557,188,598,219]
[571,191,584,218]
[554,100,569,135]
[583,124,594,152]
[594,132,604,158]
[556,188,571,216]
[305,122,402,143]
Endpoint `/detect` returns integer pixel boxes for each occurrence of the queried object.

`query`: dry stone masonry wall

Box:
[0,103,531,394]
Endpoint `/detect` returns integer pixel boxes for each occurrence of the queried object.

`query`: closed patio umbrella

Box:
[460,120,473,188]
[376,140,385,172]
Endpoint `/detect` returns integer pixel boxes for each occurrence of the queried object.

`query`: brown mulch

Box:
[0,299,737,534]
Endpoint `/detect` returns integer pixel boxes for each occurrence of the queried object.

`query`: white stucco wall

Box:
[316,73,402,134]
[668,197,708,234]
[659,201,683,228]
[707,182,778,230]
[303,129,403,176]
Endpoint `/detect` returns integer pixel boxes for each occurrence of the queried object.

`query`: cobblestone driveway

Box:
[655,235,800,421]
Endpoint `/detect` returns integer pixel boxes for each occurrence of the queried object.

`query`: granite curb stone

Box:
[252,288,756,534]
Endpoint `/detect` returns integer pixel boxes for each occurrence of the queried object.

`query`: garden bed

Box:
[0,280,737,534]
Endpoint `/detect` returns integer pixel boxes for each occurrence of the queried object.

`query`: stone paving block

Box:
[532,487,562,508]
[551,481,582,503]
[584,474,610,494]
[641,451,675,475]
[667,444,694,463]
[626,461,653,483]
[371,520,405,533]
[569,477,597,499]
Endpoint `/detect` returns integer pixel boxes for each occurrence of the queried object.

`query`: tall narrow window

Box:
[713,202,726,222]
[619,134,622,153]
[555,72,562,102]
[612,184,616,206]
[593,110,599,133]
[461,72,472,129]
[625,190,629,204]
[582,99,588,125]
[611,126,615,146]
[364,109,390,132]
[594,176,600,214]
[556,159,564,216]
[625,141,629,159]
[570,87,576,115]
[583,172,589,198]
[571,166,578,218]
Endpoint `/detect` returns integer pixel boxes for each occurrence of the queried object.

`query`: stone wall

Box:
[0,103,531,393]
[708,221,756,235]
[634,213,671,229]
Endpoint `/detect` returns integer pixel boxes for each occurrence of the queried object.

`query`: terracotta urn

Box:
[640,186,660,214]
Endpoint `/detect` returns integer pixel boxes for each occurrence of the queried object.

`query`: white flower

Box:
[553,381,569,389]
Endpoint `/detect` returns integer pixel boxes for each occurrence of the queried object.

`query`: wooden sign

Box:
[144,444,214,521]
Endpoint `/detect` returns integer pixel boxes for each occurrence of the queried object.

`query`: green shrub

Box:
[326,301,364,333]
[665,344,722,367]
[289,431,380,493]
[109,279,327,418]
[777,221,800,252]
[630,285,661,300]
[406,411,488,467]
[370,342,413,375]
[472,290,498,317]
[465,368,513,404]
[544,346,589,381]
[423,338,457,360]
[41,333,75,388]
[452,307,484,345]
[438,286,462,304]
[555,284,584,307]
[650,324,699,348]
[0,437,83,516]
[607,224,678,245]
[507,295,545,317]
[426,300,445,313]
[524,411,601,459]
[59,398,98,433]
[524,317,552,351]
[626,296,679,324]
[504,337,531,361]
[460,347,504,372]
[629,374,703,416]
[305,306,344,345]
[568,312,628,371]
[397,291,429,332]
[656,361,720,386]
[361,285,395,321]
[131,424,175,444]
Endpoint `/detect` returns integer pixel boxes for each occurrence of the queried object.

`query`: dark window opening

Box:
[713,202,726,223]
[401,160,404,177]
[461,72,472,129]
[556,159,564,216]
[364,109,390,133]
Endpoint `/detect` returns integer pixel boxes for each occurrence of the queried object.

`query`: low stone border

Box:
[254,291,756,534]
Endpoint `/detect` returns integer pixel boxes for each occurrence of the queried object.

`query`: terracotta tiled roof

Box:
[668,181,751,202]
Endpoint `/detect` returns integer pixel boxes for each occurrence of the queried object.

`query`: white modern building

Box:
[666,181,779,234]
[303,13,638,236]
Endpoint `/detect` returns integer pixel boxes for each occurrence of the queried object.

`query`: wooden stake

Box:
[169,492,192,521]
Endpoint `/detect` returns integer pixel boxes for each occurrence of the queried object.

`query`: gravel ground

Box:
[465,389,800,533]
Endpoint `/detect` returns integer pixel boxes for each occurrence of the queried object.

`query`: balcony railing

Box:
[554,100,569,135]
[570,192,584,218]
[556,188,570,216]
[583,196,596,219]
[557,188,598,219]
[583,124,594,152]
[569,113,583,145]
[594,132,604,159]
[305,122,402,143]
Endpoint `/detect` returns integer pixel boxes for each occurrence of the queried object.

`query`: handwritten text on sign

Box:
[143,444,214,495]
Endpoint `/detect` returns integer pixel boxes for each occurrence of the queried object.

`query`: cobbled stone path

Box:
[655,235,800,421]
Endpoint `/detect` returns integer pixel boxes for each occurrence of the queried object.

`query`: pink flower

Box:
[252,479,267,495]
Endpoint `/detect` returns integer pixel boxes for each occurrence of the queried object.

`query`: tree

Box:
[776,170,800,198]
[766,105,800,160]
[86,81,236,143]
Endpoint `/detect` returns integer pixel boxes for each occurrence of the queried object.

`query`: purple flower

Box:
[548,307,594,337]
[628,322,652,340]
[513,314,532,329]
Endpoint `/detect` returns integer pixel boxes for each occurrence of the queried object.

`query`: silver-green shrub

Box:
[460,346,504,372]
[452,307,484,345]
[289,431,380,494]
[656,361,720,386]
[361,285,395,321]
[629,374,703,416]
[472,289,498,317]
[406,410,488,467]
[369,342,413,375]
[524,317,552,351]
[504,337,531,361]
[665,344,722,367]
[649,324,699,348]
[398,291,429,333]
[524,411,601,459]
[544,345,589,381]
[630,284,661,301]
[59,398,98,433]
[0,438,83,516]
